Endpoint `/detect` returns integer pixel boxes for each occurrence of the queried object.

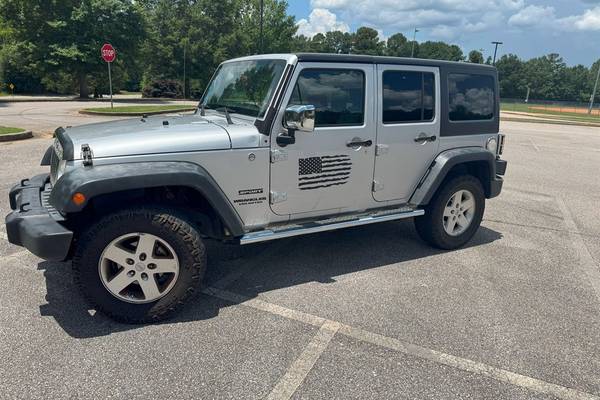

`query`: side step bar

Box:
[239,209,424,245]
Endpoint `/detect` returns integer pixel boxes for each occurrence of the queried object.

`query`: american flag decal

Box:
[298,155,352,191]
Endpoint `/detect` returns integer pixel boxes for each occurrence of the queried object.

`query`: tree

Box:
[417,41,464,61]
[352,27,383,55]
[468,50,484,64]
[0,0,145,97]
[495,54,527,99]
[386,33,411,57]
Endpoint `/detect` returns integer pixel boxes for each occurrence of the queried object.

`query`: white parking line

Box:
[0,231,7,241]
[266,321,340,400]
[205,287,600,400]
[557,198,600,303]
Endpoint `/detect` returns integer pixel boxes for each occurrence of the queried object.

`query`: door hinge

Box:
[270,191,288,204]
[372,180,384,192]
[270,149,288,163]
[375,144,389,156]
[81,143,94,167]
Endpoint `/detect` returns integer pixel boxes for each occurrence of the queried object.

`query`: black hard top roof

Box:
[295,53,496,72]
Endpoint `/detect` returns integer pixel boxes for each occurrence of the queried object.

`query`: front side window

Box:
[289,69,365,127]
[382,71,436,124]
[202,59,287,118]
[448,74,495,121]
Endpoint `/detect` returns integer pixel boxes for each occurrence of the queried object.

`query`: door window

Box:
[382,71,436,124]
[289,69,365,127]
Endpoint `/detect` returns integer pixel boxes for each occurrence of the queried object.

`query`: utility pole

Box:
[259,0,264,54]
[492,41,503,65]
[588,63,600,114]
[411,28,419,58]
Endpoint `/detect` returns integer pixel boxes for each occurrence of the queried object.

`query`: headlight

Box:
[486,137,498,154]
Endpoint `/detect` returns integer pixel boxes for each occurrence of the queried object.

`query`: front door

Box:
[372,64,441,202]
[270,63,376,216]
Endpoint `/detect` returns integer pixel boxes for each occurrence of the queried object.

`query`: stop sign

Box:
[101,43,116,63]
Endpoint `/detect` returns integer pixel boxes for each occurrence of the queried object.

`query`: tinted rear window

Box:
[382,71,435,124]
[448,74,495,121]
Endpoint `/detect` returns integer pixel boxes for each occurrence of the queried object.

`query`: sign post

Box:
[101,43,116,108]
[9,83,14,97]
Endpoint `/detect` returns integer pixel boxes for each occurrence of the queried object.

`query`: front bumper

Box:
[5,174,73,261]
[489,158,507,199]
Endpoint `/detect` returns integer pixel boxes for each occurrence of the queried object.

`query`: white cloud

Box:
[296,8,350,37]
[508,5,600,31]
[508,5,556,27]
[561,6,600,30]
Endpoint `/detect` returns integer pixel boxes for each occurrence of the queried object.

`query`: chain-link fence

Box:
[501,98,600,118]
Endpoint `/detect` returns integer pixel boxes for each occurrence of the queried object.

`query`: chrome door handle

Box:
[346,139,373,148]
[414,134,437,143]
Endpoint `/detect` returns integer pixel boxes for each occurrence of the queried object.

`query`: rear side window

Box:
[382,71,435,124]
[448,74,495,121]
[289,69,365,127]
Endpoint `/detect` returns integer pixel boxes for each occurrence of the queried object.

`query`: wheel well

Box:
[67,186,228,240]
[443,161,492,197]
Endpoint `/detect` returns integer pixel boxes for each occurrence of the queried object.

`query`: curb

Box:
[78,107,196,117]
[0,130,33,142]
[0,97,197,104]
[501,116,600,128]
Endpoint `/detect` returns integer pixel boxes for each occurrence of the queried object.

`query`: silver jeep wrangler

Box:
[6,53,506,323]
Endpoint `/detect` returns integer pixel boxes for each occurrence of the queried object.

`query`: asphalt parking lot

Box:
[0,104,599,399]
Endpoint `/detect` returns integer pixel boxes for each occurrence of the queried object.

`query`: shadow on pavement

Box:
[39,220,502,338]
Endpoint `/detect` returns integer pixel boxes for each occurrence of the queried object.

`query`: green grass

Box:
[82,105,196,114]
[501,102,600,123]
[0,126,25,135]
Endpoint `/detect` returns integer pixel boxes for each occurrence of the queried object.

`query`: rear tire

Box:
[414,175,485,250]
[73,207,206,324]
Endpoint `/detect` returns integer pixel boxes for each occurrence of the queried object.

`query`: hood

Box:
[61,112,262,160]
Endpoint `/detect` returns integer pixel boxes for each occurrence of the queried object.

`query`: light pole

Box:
[411,28,419,58]
[588,63,600,115]
[492,41,503,65]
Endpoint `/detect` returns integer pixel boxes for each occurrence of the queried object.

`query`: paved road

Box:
[0,116,599,399]
[0,99,198,136]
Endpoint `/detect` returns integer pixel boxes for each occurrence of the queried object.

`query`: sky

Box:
[287,0,600,66]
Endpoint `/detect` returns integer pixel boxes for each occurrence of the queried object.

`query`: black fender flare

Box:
[49,161,245,237]
[410,147,498,206]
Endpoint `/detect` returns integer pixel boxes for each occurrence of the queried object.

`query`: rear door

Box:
[269,63,376,216]
[372,64,440,202]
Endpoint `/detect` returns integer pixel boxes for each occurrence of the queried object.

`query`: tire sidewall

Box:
[73,208,206,323]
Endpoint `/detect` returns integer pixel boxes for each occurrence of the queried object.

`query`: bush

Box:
[142,79,183,98]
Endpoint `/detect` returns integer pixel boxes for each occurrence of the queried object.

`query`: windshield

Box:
[201,59,287,118]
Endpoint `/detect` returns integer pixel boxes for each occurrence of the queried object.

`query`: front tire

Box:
[73,207,206,324]
[414,175,485,250]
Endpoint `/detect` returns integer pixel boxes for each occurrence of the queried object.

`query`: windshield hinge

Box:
[270,149,288,163]
[81,144,94,167]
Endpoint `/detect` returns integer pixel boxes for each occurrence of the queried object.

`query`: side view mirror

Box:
[284,105,316,133]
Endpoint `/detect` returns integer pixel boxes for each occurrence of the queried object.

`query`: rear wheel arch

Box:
[410,148,495,206]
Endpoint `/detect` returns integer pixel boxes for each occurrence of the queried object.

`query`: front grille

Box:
[41,182,65,221]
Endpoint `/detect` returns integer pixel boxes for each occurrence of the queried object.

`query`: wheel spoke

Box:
[106,269,133,294]
[136,234,156,258]
[138,276,162,300]
[443,206,454,218]
[461,197,475,212]
[103,245,134,267]
[153,258,178,274]
[457,214,470,229]
[445,218,457,234]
